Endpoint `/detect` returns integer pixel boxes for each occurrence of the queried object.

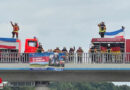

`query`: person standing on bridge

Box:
[77,47,83,63]
[37,43,44,53]
[98,22,106,38]
[89,45,97,63]
[10,21,19,39]
[106,44,112,62]
[69,47,75,62]
[62,47,68,62]
[53,47,61,53]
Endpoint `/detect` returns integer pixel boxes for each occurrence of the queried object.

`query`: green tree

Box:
[49,82,130,90]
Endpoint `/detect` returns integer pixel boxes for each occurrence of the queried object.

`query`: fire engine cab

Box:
[24,37,39,53]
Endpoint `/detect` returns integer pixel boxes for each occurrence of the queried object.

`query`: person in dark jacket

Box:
[37,43,44,53]
[62,47,68,62]
[89,46,97,63]
[69,47,75,62]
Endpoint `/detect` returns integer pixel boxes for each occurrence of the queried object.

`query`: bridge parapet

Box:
[0,52,130,64]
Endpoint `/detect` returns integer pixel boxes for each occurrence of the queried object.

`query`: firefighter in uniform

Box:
[98,22,106,38]
[10,21,19,39]
[62,47,68,62]
[37,43,44,53]
[106,44,112,62]
[53,47,61,53]
[89,46,97,63]
[76,47,83,63]
[69,47,75,62]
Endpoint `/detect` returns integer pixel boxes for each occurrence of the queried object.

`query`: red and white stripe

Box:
[105,32,124,38]
[0,41,19,49]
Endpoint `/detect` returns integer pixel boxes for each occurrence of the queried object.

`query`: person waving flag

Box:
[104,26,125,38]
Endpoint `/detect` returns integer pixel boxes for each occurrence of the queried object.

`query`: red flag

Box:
[101,46,107,52]
[111,47,120,51]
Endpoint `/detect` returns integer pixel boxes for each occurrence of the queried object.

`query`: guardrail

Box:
[0,52,130,64]
[0,53,29,63]
[8,81,35,87]
[67,53,129,64]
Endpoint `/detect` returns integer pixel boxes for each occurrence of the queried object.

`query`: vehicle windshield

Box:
[28,41,37,47]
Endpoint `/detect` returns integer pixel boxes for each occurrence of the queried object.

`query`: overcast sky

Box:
[0,0,130,52]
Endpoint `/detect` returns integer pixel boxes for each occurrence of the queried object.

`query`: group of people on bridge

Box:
[38,46,84,63]
[89,43,124,63]
[9,21,126,63]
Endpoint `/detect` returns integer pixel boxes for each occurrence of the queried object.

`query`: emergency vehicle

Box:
[90,38,130,52]
[0,37,39,53]
[89,38,130,62]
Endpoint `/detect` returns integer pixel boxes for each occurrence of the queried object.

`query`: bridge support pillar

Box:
[35,81,50,90]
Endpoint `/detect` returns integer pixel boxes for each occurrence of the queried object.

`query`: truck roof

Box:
[91,38,125,43]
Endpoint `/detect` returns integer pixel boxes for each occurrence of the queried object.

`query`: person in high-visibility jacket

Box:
[10,21,19,39]
[98,22,106,38]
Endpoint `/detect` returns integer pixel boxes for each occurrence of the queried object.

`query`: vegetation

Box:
[49,82,130,90]
[2,82,130,90]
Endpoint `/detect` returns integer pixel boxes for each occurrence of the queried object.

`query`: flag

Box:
[111,47,120,52]
[0,38,19,49]
[104,28,124,38]
[101,46,107,52]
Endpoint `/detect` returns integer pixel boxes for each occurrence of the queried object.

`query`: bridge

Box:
[0,52,130,90]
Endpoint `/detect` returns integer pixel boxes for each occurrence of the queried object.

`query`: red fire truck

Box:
[0,37,39,53]
[90,38,130,52]
[0,37,40,62]
[89,38,130,62]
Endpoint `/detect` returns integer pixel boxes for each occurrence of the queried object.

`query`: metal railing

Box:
[8,81,35,87]
[0,53,29,63]
[0,52,130,64]
[65,53,130,64]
